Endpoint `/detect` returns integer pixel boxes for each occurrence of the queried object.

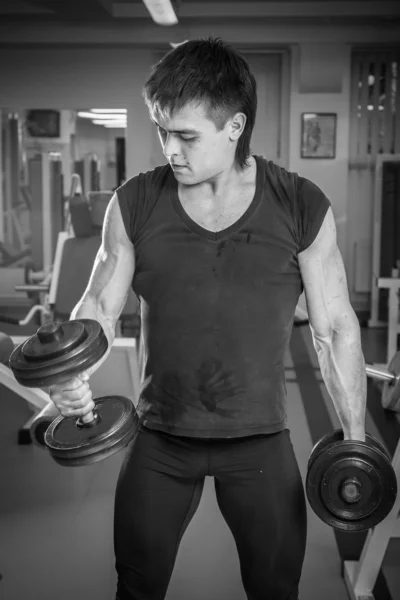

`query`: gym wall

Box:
[0,21,399,310]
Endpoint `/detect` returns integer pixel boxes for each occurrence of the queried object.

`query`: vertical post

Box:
[42,152,52,271]
[50,153,63,253]
[369,156,383,326]
[8,113,21,250]
[0,108,4,241]
[3,113,14,246]
[387,272,400,363]
[28,153,43,269]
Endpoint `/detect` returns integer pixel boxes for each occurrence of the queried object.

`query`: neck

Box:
[187,156,254,200]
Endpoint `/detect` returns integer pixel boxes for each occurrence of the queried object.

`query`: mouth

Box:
[171,164,187,169]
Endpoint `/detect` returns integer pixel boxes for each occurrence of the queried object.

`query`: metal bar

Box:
[365,364,394,382]
[14,284,49,293]
[0,363,50,411]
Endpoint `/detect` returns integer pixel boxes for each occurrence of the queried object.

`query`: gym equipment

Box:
[29,401,60,448]
[306,429,397,532]
[74,154,100,196]
[365,350,400,411]
[8,319,138,466]
[0,332,14,365]
[45,395,135,466]
[88,190,113,234]
[28,152,64,272]
[0,241,30,267]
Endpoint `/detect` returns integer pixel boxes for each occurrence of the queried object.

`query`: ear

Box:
[229,112,247,141]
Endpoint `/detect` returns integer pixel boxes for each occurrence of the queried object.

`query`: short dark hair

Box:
[142,37,257,171]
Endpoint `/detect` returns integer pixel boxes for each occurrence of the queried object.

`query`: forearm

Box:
[313,329,367,441]
[70,296,117,376]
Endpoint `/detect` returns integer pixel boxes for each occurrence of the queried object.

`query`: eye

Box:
[156,126,196,142]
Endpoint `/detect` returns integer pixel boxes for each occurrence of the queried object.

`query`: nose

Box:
[163,133,181,160]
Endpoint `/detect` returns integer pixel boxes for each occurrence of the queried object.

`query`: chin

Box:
[173,168,192,180]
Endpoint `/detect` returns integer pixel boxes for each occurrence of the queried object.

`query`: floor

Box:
[0,312,399,600]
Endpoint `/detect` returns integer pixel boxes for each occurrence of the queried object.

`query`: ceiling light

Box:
[92,120,127,127]
[102,123,127,128]
[91,109,127,114]
[142,0,178,26]
[78,112,127,120]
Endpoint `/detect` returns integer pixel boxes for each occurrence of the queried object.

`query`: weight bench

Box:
[343,438,400,600]
[377,274,400,365]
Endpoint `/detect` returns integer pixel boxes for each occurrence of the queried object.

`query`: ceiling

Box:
[0,0,399,26]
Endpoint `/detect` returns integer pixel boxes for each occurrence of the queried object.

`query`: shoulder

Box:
[114,163,171,245]
[255,155,299,187]
[116,162,171,199]
[256,155,330,208]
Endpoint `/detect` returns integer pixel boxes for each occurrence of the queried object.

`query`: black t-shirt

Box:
[116,155,331,438]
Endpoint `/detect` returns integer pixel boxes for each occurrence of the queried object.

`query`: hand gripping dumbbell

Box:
[9,319,138,467]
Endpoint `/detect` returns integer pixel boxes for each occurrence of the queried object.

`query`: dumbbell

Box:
[306,352,400,532]
[9,319,138,467]
[306,429,397,531]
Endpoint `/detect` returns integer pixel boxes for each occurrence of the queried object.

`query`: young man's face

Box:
[150,101,244,185]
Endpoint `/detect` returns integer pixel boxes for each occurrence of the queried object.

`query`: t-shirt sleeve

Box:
[115,173,147,246]
[297,177,331,253]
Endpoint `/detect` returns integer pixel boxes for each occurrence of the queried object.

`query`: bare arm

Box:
[298,207,367,442]
[70,193,135,375]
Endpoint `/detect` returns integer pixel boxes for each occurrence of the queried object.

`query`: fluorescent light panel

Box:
[91,109,127,113]
[78,111,126,120]
[142,0,178,26]
[77,110,127,129]
[93,120,126,128]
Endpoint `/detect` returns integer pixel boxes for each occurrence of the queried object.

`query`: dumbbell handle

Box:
[365,364,398,383]
[77,410,99,427]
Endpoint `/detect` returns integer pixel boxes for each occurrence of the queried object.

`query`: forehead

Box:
[152,101,213,130]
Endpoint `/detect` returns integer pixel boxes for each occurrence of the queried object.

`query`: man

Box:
[49,37,367,600]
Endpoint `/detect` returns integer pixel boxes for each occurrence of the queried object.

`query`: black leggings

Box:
[114,426,307,600]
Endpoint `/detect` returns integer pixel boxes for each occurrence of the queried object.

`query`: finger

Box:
[54,373,91,390]
[61,394,94,411]
[51,382,91,400]
[64,403,96,419]
[59,397,96,418]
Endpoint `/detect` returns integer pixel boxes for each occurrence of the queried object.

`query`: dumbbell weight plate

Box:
[306,435,397,531]
[45,396,138,467]
[382,351,400,411]
[9,319,139,467]
[307,430,342,474]
[308,430,391,473]
[9,320,108,388]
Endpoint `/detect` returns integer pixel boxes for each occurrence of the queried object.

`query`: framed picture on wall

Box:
[301,112,337,159]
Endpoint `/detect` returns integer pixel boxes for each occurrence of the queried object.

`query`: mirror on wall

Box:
[0,108,126,257]
[0,108,126,304]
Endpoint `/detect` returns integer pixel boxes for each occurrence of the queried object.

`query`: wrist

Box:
[342,428,365,442]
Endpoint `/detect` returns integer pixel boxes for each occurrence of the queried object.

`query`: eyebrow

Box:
[151,118,200,135]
